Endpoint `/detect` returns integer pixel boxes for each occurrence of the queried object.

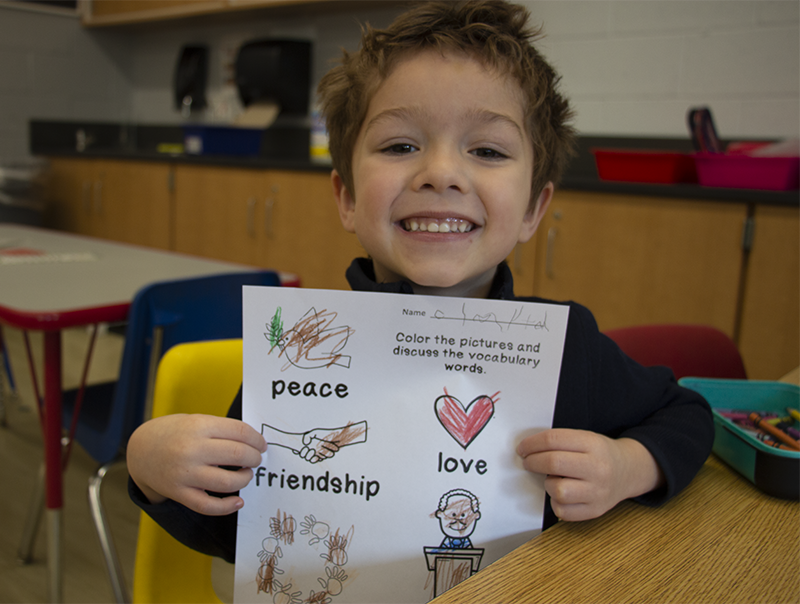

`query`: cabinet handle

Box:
[264,197,275,239]
[545,226,558,279]
[247,197,256,238]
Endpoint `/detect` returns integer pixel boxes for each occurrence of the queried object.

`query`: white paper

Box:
[235,287,569,604]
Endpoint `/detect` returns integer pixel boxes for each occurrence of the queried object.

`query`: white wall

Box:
[0,4,134,160]
[526,0,799,139]
[1,0,798,162]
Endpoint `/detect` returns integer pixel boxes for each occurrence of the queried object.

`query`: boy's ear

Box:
[518,181,554,244]
[331,170,356,234]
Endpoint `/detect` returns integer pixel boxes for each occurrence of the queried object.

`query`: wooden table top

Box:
[430,451,799,604]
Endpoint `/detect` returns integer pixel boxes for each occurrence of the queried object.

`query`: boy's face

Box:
[332,49,552,298]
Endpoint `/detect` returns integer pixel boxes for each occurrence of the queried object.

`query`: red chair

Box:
[604,324,747,380]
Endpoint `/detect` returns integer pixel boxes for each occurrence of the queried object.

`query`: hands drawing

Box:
[262,421,367,464]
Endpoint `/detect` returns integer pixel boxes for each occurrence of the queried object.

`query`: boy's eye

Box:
[381,143,417,155]
[471,147,508,160]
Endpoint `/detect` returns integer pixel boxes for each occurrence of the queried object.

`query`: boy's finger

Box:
[200,439,265,468]
[203,416,267,452]
[183,490,245,516]
[516,428,589,457]
[521,449,587,479]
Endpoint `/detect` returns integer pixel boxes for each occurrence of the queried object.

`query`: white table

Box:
[0,223,292,602]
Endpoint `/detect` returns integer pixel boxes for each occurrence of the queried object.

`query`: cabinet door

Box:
[44,158,172,250]
[174,164,263,265]
[255,170,365,290]
[44,157,97,234]
[91,160,173,250]
[738,205,799,380]
[530,191,748,335]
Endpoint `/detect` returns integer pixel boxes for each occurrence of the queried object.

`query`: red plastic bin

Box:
[592,149,698,184]
[693,153,799,191]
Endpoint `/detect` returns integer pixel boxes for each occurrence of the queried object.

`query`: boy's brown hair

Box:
[317,0,575,208]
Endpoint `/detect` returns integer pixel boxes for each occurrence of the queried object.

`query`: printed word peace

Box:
[437,452,488,475]
[271,380,349,399]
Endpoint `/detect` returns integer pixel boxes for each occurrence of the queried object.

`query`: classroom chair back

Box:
[133,338,244,604]
[604,323,747,380]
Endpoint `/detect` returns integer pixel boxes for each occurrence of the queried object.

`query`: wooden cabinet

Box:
[527,190,749,336]
[173,164,364,290]
[44,157,172,250]
[43,156,798,375]
[85,0,227,26]
[83,0,338,26]
[738,205,800,380]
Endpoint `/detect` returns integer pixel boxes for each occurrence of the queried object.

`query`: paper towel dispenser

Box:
[235,39,311,117]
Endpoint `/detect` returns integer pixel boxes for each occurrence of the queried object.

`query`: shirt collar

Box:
[345,258,516,300]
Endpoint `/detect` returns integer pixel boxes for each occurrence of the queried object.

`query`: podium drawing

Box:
[424,489,485,598]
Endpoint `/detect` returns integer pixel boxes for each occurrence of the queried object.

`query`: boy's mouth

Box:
[402,217,475,233]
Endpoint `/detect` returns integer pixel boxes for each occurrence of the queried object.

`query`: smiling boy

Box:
[128,0,713,563]
[334,48,541,299]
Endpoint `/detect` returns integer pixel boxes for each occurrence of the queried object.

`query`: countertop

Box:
[30,120,800,206]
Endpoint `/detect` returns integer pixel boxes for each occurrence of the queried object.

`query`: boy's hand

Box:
[127,414,267,516]
[516,429,664,522]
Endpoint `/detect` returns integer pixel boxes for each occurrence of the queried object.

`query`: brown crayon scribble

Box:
[322,526,354,567]
[304,590,331,604]
[326,421,367,448]
[270,509,296,545]
[256,537,283,595]
[271,307,354,371]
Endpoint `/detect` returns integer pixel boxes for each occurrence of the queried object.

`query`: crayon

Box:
[776,422,800,441]
[749,412,800,451]
[754,433,797,451]
[787,408,800,423]
[766,415,792,425]
[719,411,750,422]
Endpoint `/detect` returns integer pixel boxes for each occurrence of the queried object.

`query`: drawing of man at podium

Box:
[424,489,485,598]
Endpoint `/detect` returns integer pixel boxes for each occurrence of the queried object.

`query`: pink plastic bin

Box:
[693,153,799,191]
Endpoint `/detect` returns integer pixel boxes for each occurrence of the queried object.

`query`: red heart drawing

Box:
[434,390,498,449]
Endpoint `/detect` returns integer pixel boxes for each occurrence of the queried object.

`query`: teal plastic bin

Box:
[679,378,799,500]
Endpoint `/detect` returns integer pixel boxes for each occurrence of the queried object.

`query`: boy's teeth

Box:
[403,218,473,233]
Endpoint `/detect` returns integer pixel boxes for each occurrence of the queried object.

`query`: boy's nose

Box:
[413,146,469,195]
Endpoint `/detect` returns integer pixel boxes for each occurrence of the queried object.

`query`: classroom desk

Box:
[0,223,274,603]
[431,444,800,601]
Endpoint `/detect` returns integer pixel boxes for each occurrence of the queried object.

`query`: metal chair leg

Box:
[18,462,45,563]
[88,460,130,604]
[0,365,7,427]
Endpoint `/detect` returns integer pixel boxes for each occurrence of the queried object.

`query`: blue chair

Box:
[18,270,282,603]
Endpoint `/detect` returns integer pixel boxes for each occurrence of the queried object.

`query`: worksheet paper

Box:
[234,287,569,604]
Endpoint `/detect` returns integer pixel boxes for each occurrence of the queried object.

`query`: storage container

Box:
[592,149,698,184]
[679,377,799,499]
[693,153,799,190]
[183,125,262,156]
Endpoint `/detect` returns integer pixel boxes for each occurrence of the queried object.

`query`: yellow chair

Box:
[131,339,243,604]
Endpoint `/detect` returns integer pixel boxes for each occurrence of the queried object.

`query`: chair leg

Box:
[18,462,45,563]
[88,461,130,604]
[0,365,6,428]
